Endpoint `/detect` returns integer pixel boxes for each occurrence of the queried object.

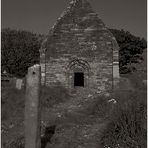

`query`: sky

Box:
[2,0,147,39]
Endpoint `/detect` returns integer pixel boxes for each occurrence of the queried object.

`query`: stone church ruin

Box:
[40,0,120,93]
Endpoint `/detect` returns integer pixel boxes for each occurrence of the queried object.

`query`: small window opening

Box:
[74,72,84,87]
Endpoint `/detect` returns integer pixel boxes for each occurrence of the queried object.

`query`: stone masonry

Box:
[40,0,120,93]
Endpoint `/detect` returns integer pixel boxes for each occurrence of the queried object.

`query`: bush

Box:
[110,29,147,74]
[1,28,42,77]
[100,91,147,148]
[124,72,147,91]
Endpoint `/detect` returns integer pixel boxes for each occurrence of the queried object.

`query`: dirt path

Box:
[2,86,108,148]
[41,89,108,148]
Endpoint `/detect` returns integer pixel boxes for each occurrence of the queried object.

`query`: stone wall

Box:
[40,0,120,92]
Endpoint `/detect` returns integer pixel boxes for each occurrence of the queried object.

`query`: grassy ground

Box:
[1,71,147,148]
[1,82,110,148]
[101,90,147,148]
[1,83,71,147]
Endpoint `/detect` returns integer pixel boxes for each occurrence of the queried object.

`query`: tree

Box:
[1,28,41,77]
[2,28,146,77]
[110,29,147,74]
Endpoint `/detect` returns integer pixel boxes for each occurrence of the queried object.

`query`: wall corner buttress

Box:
[40,47,46,86]
[112,40,120,90]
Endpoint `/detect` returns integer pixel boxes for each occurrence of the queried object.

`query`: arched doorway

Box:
[67,59,90,88]
[74,72,84,87]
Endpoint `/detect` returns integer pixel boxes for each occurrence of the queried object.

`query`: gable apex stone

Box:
[49,0,95,32]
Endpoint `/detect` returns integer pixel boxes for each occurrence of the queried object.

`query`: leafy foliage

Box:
[1,28,147,77]
[110,29,147,74]
[1,28,42,77]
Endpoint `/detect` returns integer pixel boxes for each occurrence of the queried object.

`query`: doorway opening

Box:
[74,72,84,87]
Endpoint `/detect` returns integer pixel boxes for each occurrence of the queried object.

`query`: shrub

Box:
[110,29,147,74]
[1,28,42,77]
[101,91,147,148]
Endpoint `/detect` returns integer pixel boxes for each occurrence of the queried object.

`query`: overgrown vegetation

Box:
[1,28,147,78]
[1,28,147,148]
[1,28,44,77]
[1,83,70,122]
[100,91,147,148]
[110,29,147,74]
[1,82,25,121]
[1,83,70,147]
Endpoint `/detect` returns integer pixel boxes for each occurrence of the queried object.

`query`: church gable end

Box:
[40,0,120,93]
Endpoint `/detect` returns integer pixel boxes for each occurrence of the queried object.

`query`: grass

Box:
[1,82,25,121]
[40,85,70,108]
[100,90,147,148]
[1,83,70,121]
[1,83,70,148]
[84,96,112,118]
[1,70,147,148]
